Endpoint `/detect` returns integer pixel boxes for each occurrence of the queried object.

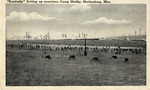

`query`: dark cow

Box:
[124,58,129,62]
[112,56,117,59]
[69,55,76,60]
[45,55,52,59]
[91,57,99,62]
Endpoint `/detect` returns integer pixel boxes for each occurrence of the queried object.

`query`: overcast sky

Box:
[6,4,146,39]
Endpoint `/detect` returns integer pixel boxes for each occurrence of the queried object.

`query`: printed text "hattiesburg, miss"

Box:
[7,0,111,4]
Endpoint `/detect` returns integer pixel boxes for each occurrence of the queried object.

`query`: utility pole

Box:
[84,34,87,56]
[139,27,141,35]
[135,31,136,36]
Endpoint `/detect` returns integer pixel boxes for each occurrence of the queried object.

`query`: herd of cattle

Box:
[9,42,145,62]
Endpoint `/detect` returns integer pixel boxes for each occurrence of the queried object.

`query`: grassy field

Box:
[6,40,146,86]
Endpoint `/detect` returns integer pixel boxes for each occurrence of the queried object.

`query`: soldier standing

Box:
[11,42,13,49]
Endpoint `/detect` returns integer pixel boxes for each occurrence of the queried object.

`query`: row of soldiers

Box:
[10,42,143,54]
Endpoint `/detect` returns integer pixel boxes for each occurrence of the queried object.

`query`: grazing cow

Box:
[91,57,99,62]
[69,55,76,60]
[45,55,52,59]
[124,58,129,62]
[112,56,117,59]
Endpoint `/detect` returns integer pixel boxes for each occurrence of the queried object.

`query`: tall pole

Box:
[84,34,87,56]
[139,27,141,35]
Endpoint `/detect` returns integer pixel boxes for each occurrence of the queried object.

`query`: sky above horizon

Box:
[6,4,146,39]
